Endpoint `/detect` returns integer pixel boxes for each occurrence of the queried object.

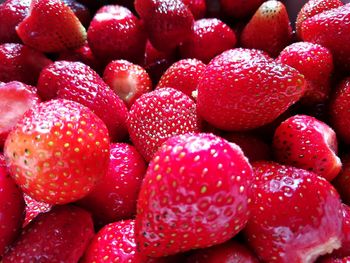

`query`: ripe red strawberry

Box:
[135,133,253,256]
[3,205,94,262]
[330,78,350,144]
[296,0,343,38]
[77,143,146,226]
[103,59,152,108]
[0,0,30,44]
[241,0,293,57]
[128,87,200,161]
[182,0,206,19]
[157,58,206,98]
[62,0,91,27]
[87,5,147,64]
[319,257,350,263]
[37,61,128,141]
[301,4,350,72]
[180,18,237,63]
[0,81,40,148]
[245,161,343,262]
[277,42,334,105]
[0,43,51,85]
[17,0,86,53]
[220,0,265,18]
[197,48,305,131]
[0,153,25,256]
[23,194,51,227]
[134,0,194,52]
[186,240,259,263]
[4,99,110,204]
[273,115,341,181]
[333,155,350,205]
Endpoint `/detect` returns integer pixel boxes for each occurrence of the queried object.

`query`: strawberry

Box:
[128,87,200,161]
[87,5,147,64]
[182,0,206,19]
[296,0,343,38]
[186,240,259,263]
[0,43,51,85]
[23,194,51,227]
[62,0,91,27]
[245,161,343,262]
[157,58,206,98]
[197,48,305,131]
[4,99,110,204]
[135,133,253,256]
[180,18,237,64]
[220,0,265,18]
[0,153,25,256]
[103,59,152,108]
[77,143,147,226]
[17,0,87,53]
[273,115,341,181]
[134,0,194,52]
[319,257,350,263]
[37,61,129,141]
[301,4,350,72]
[0,81,40,148]
[0,0,30,44]
[277,42,334,105]
[333,155,350,205]
[241,0,293,57]
[3,205,94,262]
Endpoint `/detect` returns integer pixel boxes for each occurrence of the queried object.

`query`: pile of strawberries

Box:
[1,0,350,262]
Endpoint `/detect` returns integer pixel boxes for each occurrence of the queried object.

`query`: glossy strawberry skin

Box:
[23,194,51,227]
[0,81,40,148]
[88,5,147,64]
[0,153,25,256]
[301,4,350,72]
[197,49,305,131]
[62,0,91,27]
[103,59,152,108]
[182,0,206,19]
[277,42,334,105]
[136,133,253,257]
[135,0,194,52]
[128,87,200,161]
[180,18,237,63]
[333,155,350,205]
[4,99,110,204]
[273,115,341,181]
[241,0,293,57]
[37,61,129,141]
[3,205,94,263]
[220,0,265,18]
[245,162,343,262]
[0,43,51,85]
[157,58,206,98]
[77,143,147,226]
[330,204,350,258]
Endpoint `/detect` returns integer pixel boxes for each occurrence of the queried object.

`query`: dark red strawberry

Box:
[197,48,305,131]
[37,61,129,141]
[220,0,265,18]
[16,0,87,53]
[77,143,146,226]
[23,194,51,227]
[136,133,253,256]
[0,81,40,148]
[103,59,152,108]
[301,4,350,72]
[273,115,341,181]
[128,87,200,161]
[157,58,206,98]
[180,18,237,63]
[186,240,259,263]
[182,0,206,19]
[62,0,91,27]
[4,99,110,204]
[0,0,30,44]
[245,161,343,262]
[3,205,94,263]
[330,78,350,144]
[134,0,194,52]
[241,0,293,57]
[319,257,350,263]
[0,43,51,85]
[277,42,334,105]
[87,5,147,64]
[333,155,350,205]
[0,153,25,256]
[296,0,343,38]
